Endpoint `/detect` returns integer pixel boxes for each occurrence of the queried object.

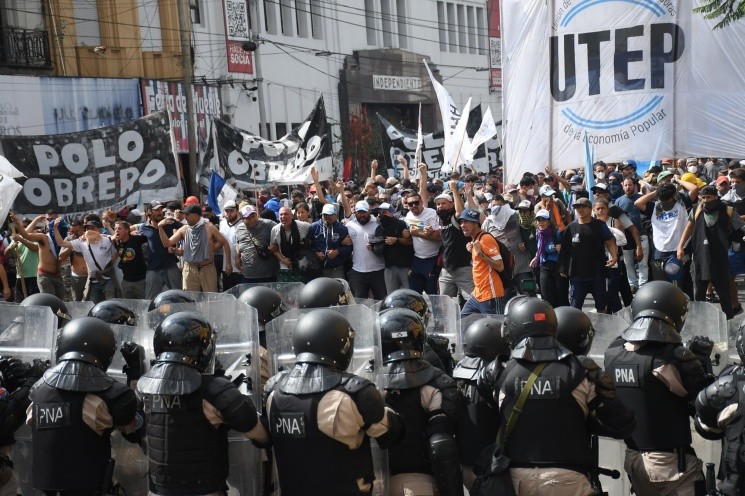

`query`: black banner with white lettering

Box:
[0,111,179,214]
[202,96,332,190]
[377,106,501,180]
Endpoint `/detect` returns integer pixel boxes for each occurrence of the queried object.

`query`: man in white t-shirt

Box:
[53,218,118,303]
[218,200,243,290]
[404,192,441,293]
[346,200,386,299]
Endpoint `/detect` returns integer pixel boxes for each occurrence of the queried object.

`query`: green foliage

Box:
[694,0,745,29]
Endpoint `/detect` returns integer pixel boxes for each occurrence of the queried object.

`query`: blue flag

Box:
[584,132,595,201]
[207,171,237,214]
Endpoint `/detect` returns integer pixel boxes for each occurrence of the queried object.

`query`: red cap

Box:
[184,196,199,206]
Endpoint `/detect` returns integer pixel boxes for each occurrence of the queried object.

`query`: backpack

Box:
[477,232,514,289]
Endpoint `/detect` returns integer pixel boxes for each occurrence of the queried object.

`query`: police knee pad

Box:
[427,432,458,463]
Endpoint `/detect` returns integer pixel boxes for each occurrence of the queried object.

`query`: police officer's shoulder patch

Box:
[272,412,306,438]
[341,373,372,394]
[34,402,70,429]
[611,363,640,387]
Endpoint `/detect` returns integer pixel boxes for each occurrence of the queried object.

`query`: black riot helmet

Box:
[21,293,71,328]
[736,320,745,363]
[154,311,215,373]
[88,301,137,326]
[55,317,117,371]
[378,308,426,364]
[463,317,510,362]
[503,295,558,346]
[298,277,351,308]
[239,286,286,324]
[381,289,430,327]
[555,306,595,356]
[630,281,688,332]
[148,289,196,312]
[292,309,355,370]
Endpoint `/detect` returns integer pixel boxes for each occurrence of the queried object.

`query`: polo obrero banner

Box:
[502,0,745,182]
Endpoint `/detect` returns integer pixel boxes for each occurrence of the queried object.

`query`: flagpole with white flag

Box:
[415,103,423,171]
[424,60,461,174]
[0,171,22,226]
[445,98,472,175]
[468,106,498,161]
[584,132,595,201]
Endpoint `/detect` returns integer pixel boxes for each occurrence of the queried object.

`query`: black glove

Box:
[0,357,27,392]
[23,359,50,388]
[214,359,226,377]
[685,335,715,376]
[120,342,145,382]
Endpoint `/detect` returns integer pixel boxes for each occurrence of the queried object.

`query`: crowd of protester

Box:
[2,156,745,319]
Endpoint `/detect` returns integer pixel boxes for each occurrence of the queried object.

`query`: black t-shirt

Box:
[115,234,148,282]
[439,214,471,269]
[375,218,414,268]
[560,218,613,279]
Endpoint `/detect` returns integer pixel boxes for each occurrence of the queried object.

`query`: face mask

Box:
[609,184,622,197]
[703,199,721,212]
[571,184,583,192]
[735,183,745,196]
[595,172,605,180]
[687,166,698,174]
[526,188,535,196]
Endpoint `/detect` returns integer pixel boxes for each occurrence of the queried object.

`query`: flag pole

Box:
[10,224,26,299]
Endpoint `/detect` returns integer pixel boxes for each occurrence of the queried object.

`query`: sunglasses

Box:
[407,201,421,207]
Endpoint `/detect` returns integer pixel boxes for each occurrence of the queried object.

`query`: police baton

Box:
[705,462,720,496]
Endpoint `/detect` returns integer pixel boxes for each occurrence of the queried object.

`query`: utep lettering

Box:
[551,23,685,101]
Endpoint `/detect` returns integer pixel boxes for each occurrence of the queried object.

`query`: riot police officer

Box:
[0,357,48,496]
[555,306,595,356]
[147,289,196,312]
[88,301,137,326]
[265,308,405,496]
[380,289,453,375]
[604,280,710,495]
[20,293,71,328]
[238,285,287,387]
[28,316,141,495]
[453,317,509,490]
[483,296,634,495]
[694,321,745,495]
[137,311,267,496]
[297,277,351,308]
[378,308,463,496]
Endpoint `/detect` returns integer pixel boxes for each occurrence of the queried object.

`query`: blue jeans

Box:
[460,294,504,318]
[408,256,439,294]
[569,277,607,312]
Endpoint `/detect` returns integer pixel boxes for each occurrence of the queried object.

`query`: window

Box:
[364,0,376,45]
[476,7,486,55]
[280,0,294,36]
[437,2,447,51]
[189,0,201,25]
[456,4,466,53]
[138,0,163,52]
[295,0,309,37]
[73,1,101,46]
[276,122,288,139]
[264,0,279,34]
[437,2,487,54]
[380,0,392,47]
[396,0,407,48]
[467,6,476,54]
[446,3,456,52]
[309,0,322,39]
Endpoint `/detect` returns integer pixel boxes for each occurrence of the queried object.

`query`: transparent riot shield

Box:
[680,301,729,374]
[423,294,462,363]
[265,305,388,496]
[107,324,149,496]
[66,300,95,318]
[227,282,305,309]
[137,299,262,496]
[0,304,57,496]
[586,312,628,368]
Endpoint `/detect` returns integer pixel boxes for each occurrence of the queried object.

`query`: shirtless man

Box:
[58,219,88,301]
[8,212,65,299]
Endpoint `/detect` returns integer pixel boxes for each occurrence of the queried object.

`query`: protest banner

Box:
[0,111,180,214]
[377,107,501,180]
[502,0,745,183]
[201,96,332,189]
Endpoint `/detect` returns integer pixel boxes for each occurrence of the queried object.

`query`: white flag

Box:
[424,60,461,169]
[0,155,24,178]
[415,103,423,165]
[0,172,22,226]
[444,98,472,174]
[469,106,498,153]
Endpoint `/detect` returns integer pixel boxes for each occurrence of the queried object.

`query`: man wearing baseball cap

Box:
[559,197,618,312]
[234,204,279,283]
[135,200,183,299]
[372,202,413,292]
[346,200,386,299]
[218,200,244,290]
[458,208,505,317]
[308,203,351,279]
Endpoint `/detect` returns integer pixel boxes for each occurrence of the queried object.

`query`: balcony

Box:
[0,26,52,69]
